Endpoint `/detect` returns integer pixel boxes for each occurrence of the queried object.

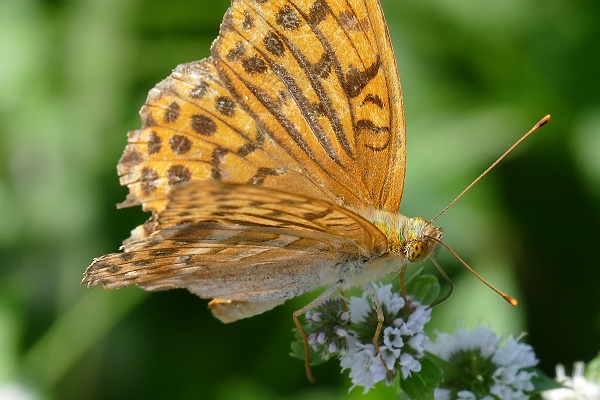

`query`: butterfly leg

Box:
[339,290,348,311]
[398,263,414,312]
[293,285,339,383]
[367,282,385,346]
[367,283,396,379]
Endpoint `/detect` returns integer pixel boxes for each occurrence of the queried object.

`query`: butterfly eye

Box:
[408,241,428,262]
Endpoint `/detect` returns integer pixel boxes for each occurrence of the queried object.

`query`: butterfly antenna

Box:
[430,115,551,223]
[428,256,454,307]
[438,240,518,306]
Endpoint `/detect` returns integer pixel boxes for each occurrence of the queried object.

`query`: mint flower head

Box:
[428,326,539,400]
[293,282,432,394]
[341,283,431,393]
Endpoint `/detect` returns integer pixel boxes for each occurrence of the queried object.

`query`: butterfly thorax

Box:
[357,208,443,263]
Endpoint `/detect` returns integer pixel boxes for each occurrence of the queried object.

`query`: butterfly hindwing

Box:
[84,181,388,311]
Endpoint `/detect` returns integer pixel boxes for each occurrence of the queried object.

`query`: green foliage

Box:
[399,356,443,400]
[290,328,334,367]
[586,352,600,383]
[404,270,440,306]
[528,368,564,396]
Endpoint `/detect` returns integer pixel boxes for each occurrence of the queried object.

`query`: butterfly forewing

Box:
[213,0,405,212]
[117,59,327,228]
[114,0,405,245]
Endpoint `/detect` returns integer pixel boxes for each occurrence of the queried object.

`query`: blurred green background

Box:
[1,0,599,398]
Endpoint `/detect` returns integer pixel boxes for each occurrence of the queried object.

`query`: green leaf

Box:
[405,274,440,305]
[424,352,454,373]
[289,337,307,361]
[289,329,332,366]
[585,352,600,382]
[527,367,564,396]
[402,267,425,286]
[399,356,443,400]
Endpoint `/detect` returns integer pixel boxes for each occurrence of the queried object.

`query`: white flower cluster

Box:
[339,283,431,393]
[429,326,539,400]
[542,362,600,400]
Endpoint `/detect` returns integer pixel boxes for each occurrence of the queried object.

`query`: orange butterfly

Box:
[85,0,454,379]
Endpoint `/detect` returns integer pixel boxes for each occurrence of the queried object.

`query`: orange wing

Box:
[85,181,388,301]
[117,0,405,240]
[118,59,328,239]
[213,0,406,211]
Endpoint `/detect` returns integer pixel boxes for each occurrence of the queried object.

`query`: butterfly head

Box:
[358,209,442,263]
[402,217,443,262]
[392,216,442,263]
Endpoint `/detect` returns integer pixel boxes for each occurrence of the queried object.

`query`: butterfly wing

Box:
[118,59,330,239]
[208,298,289,323]
[91,0,405,320]
[117,0,405,242]
[212,0,406,212]
[84,181,388,320]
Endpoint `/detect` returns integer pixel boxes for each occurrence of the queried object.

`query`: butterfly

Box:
[83,0,444,378]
